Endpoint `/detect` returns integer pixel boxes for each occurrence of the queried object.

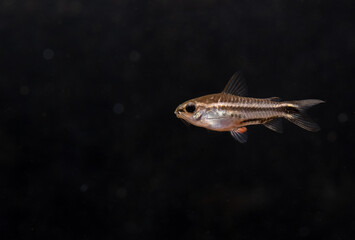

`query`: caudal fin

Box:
[285,99,324,132]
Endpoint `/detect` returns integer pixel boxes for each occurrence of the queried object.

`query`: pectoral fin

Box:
[230,127,248,143]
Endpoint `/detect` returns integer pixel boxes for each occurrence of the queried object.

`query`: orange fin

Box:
[230,127,248,143]
[237,127,247,133]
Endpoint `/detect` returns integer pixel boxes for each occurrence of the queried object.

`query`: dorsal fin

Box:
[266,97,281,101]
[222,72,248,96]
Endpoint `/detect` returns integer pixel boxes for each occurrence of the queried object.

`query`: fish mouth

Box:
[175,111,182,118]
[174,107,183,117]
[175,110,187,121]
[175,109,190,126]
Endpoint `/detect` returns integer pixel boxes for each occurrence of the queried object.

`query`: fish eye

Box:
[185,104,196,113]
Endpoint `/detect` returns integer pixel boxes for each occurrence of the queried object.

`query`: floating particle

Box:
[116,187,127,199]
[70,1,82,14]
[129,50,141,62]
[43,48,54,60]
[113,103,124,114]
[20,85,30,95]
[327,131,337,142]
[338,113,348,123]
[299,227,310,237]
[80,184,89,192]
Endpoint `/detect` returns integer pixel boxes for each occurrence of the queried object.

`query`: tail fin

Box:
[285,99,324,132]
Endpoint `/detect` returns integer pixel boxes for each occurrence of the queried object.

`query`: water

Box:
[1,0,354,239]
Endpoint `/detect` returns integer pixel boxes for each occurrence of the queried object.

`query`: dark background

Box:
[1,0,354,239]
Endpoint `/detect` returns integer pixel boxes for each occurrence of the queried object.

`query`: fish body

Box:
[174,72,324,143]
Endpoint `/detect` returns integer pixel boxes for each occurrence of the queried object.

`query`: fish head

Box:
[174,99,207,127]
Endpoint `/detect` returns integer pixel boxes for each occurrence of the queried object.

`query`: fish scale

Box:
[211,96,283,120]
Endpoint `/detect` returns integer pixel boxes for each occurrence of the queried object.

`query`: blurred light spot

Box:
[150,177,160,189]
[92,23,102,33]
[70,1,82,13]
[43,48,54,60]
[3,0,14,8]
[299,226,310,237]
[116,187,127,199]
[327,131,337,142]
[124,221,139,234]
[338,113,348,123]
[145,208,154,217]
[113,103,124,114]
[20,85,30,95]
[80,184,88,192]
[129,50,141,62]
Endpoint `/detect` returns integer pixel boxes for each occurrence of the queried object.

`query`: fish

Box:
[174,72,324,143]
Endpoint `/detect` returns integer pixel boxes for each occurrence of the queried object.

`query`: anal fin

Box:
[230,127,248,143]
[287,113,320,132]
[264,118,283,133]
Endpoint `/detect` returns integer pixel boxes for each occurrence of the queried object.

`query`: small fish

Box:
[174,72,324,143]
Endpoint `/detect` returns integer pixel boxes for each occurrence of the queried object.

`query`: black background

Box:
[1,0,354,239]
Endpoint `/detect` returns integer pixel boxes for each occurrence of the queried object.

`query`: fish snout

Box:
[174,106,184,117]
[174,108,181,116]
